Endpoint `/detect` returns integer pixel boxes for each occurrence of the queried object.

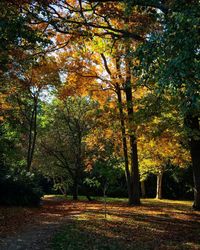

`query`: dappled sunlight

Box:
[1,1,199,249]
[45,196,200,249]
[1,196,200,249]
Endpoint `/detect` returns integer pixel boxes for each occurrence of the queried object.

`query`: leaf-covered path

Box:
[0,196,200,250]
[0,196,86,250]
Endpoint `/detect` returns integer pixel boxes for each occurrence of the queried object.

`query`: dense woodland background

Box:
[0,0,199,210]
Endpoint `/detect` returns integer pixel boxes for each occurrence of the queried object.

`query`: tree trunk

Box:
[185,115,200,210]
[29,100,37,167]
[86,195,93,201]
[72,178,78,200]
[27,98,38,171]
[27,108,34,171]
[116,84,132,201]
[141,180,146,198]
[156,168,164,199]
[103,183,108,219]
[72,125,83,201]
[124,54,140,205]
[128,135,140,205]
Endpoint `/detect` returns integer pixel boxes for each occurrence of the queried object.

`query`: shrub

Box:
[0,166,43,206]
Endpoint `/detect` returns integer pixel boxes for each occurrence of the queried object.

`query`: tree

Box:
[139,135,190,199]
[2,57,60,170]
[0,0,49,74]
[135,88,191,199]
[86,156,123,218]
[2,0,198,209]
[37,96,98,200]
[87,0,199,209]
[56,31,142,204]
[23,0,157,205]
[132,0,200,209]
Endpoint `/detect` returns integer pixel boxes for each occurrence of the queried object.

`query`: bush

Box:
[0,166,43,206]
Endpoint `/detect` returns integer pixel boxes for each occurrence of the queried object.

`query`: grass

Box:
[44,194,127,200]
[44,194,193,202]
[51,196,200,250]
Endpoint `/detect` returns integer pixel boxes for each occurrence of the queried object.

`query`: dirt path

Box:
[0,220,69,250]
[0,197,86,250]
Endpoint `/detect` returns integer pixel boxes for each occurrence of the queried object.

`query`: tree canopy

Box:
[0,0,199,210]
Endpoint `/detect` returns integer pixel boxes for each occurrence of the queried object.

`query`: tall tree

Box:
[38,96,98,200]
[2,57,60,170]
[132,0,200,209]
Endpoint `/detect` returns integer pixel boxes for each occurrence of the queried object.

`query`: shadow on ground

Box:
[0,196,200,250]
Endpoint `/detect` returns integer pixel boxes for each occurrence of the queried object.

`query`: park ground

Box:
[0,196,200,250]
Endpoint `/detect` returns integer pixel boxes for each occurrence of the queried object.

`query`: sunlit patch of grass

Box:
[43,195,128,203]
[43,194,67,200]
[96,197,128,203]
[43,195,193,206]
[142,198,193,206]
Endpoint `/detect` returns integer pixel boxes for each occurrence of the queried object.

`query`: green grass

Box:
[44,194,193,205]
[44,194,129,203]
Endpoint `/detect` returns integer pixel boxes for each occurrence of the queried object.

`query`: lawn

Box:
[52,197,200,250]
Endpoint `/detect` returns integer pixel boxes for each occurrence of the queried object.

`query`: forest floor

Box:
[0,196,200,250]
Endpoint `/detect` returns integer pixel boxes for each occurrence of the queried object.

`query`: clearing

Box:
[0,196,200,250]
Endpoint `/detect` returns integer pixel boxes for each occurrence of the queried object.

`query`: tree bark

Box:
[116,84,132,201]
[141,180,146,198]
[27,97,38,171]
[30,99,37,168]
[72,177,78,200]
[185,115,200,210]
[124,51,140,205]
[102,50,140,205]
[103,185,107,219]
[27,108,34,171]
[156,168,164,199]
